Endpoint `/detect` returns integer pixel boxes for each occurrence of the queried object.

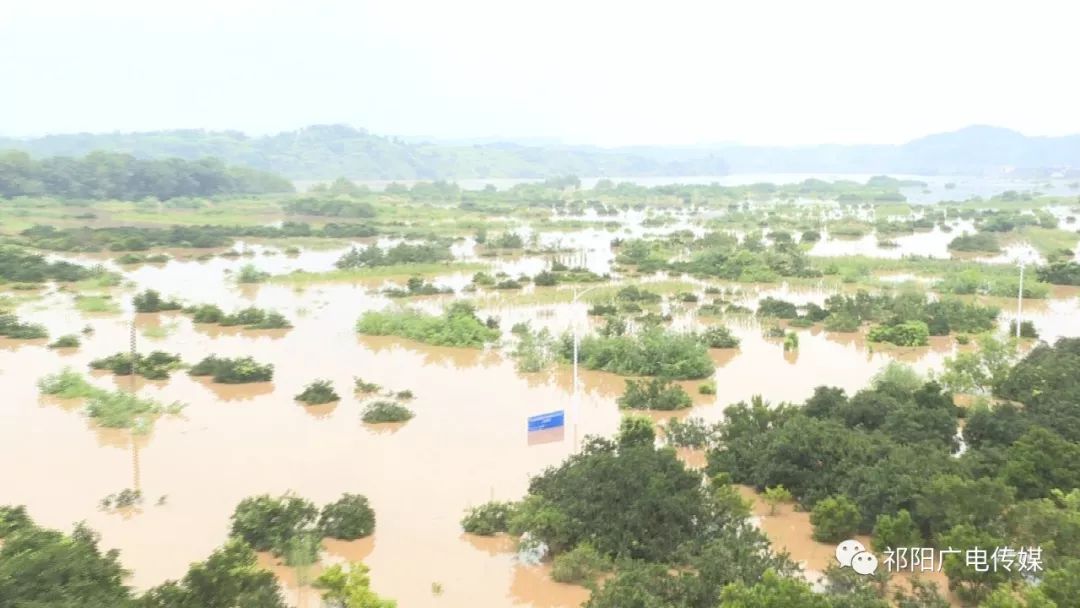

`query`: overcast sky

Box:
[2,0,1078,146]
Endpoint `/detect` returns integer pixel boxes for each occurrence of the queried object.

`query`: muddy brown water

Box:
[2,247,1077,606]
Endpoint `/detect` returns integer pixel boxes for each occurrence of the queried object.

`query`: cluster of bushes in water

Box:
[948,232,1001,253]
[754,290,999,346]
[335,241,452,269]
[0,246,97,283]
[189,355,274,383]
[562,324,714,380]
[133,289,183,313]
[229,492,376,565]
[38,368,184,431]
[90,351,184,380]
[0,312,48,340]
[295,379,339,405]
[183,304,292,329]
[282,197,376,218]
[1037,261,1080,286]
[618,377,693,411]
[383,276,452,298]
[356,302,499,348]
[19,222,376,252]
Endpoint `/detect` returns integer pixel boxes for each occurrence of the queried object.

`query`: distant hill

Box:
[715,126,1080,175]
[2,124,1078,180]
[0,125,729,181]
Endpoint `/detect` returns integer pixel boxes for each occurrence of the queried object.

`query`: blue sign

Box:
[528,410,565,432]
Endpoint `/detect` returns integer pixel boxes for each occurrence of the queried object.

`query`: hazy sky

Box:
[3,0,1078,146]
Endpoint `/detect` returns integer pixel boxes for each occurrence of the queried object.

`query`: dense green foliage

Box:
[295,379,340,404]
[283,196,376,217]
[356,302,499,348]
[704,339,1080,603]
[318,494,376,540]
[867,320,930,346]
[460,501,516,536]
[228,493,319,554]
[0,516,133,607]
[1037,261,1080,285]
[137,539,286,608]
[188,355,274,383]
[89,351,184,379]
[47,334,81,348]
[336,242,452,269]
[183,304,292,329]
[561,327,714,379]
[19,222,376,252]
[617,378,693,411]
[0,245,96,283]
[699,325,740,348]
[824,290,998,337]
[132,289,182,313]
[314,563,396,608]
[0,312,48,339]
[360,400,414,423]
[948,232,1001,252]
[0,150,292,199]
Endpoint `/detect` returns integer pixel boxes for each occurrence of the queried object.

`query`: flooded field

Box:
[3,200,1079,606]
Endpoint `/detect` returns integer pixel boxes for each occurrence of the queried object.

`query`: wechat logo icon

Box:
[836,539,878,575]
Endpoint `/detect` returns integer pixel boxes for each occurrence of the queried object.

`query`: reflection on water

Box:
[2,244,1078,608]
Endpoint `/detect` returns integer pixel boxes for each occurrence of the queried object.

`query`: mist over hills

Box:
[2,124,1078,180]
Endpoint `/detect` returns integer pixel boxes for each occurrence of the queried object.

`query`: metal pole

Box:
[1016,260,1025,339]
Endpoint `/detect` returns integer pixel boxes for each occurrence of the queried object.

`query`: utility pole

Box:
[1016,259,1025,339]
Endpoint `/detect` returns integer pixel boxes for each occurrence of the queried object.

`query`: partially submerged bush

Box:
[565,327,714,379]
[551,543,611,585]
[460,501,516,535]
[699,325,740,348]
[318,494,375,540]
[0,313,48,339]
[295,379,340,405]
[89,351,183,379]
[229,493,319,554]
[184,304,292,329]
[618,378,693,411]
[356,302,499,348]
[47,334,80,349]
[361,400,414,423]
[867,320,930,347]
[132,289,182,313]
[354,377,381,393]
[189,355,274,383]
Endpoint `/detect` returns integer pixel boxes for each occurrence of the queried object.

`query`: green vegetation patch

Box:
[356,302,499,348]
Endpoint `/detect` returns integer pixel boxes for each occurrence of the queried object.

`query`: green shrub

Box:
[948,232,1000,253]
[318,494,375,540]
[37,368,99,398]
[810,495,861,543]
[661,417,719,448]
[871,509,923,552]
[295,379,339,405]
[551,543,610,584]
[698,380,716,395]
[229,494,319,554]
[361,400,414,423]
[1036,261,1080,286]
[461,501,516,535]
[0,313,48,339]
[757,297,799,319]
[567,327,714,379]
[85,390,184,431]
[213,306,292,329]
[132,289,182,313]
[356,302,499,348]
[618,378,692,411]
[188,355,274,383]
[47,334,80,349]
[89,351,183,379]
[353,377,381,393]
[1009,320,1039,339]
[236,264,269,283]
[699,325,740,348]
[867,321,930,346]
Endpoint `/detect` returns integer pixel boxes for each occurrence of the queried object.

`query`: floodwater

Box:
[3,244,1079,607]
